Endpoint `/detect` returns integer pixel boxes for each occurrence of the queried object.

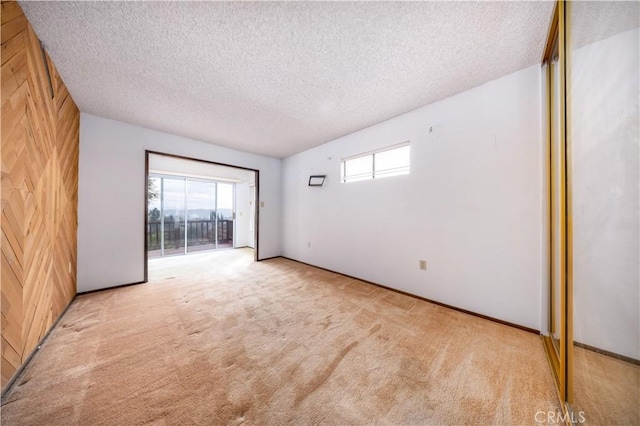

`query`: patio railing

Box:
[147,219,233,251]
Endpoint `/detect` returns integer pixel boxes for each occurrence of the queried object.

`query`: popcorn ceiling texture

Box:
[569,1,639,49]
[20,1,554,159]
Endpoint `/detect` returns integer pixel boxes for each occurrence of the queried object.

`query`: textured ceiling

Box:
[21,1,555,159]
[570,1,639,49]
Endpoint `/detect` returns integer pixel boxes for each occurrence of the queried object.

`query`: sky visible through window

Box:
[342,143,410,183]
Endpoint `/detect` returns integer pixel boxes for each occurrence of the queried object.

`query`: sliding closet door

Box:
[542,2,640,422]
[567,1,640,423]
[542,0,570,402]
[548,34,564,358]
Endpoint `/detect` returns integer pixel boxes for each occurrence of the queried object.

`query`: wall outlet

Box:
[419,260,427,270]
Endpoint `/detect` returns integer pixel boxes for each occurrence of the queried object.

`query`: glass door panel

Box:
[216,183,235,249]
[162,178,186,256]
[186,180,216,253]
[147,176,162,258]
[146,174,236,257]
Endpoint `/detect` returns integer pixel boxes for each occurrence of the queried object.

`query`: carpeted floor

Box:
[572,345,640,425]
[1,249,561,425]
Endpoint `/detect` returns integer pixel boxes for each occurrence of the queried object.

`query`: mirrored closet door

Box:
[567,1,639,424]
[543,1,640,424]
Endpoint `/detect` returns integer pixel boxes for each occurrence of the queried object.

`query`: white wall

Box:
[78,114,281,292]
[571,28,639,360]
[282,65,544,330]
[235,182,251,248]
[249,185,256,248]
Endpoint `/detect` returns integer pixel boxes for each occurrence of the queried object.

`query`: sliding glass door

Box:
[147,175,235,258]
[163,177,187,256]
[186,180,217,253]
[215,183,235,249]
[147,176,162,254]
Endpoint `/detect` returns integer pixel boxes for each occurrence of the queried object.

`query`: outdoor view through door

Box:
[147,176,235,257]
[145,152,259,268]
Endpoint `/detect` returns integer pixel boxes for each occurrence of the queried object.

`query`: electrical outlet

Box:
[419,260,427,270]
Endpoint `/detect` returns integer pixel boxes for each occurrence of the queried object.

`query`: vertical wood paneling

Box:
[1,0,79,390]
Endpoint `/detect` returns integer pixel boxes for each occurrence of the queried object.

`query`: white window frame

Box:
[341,141,410,183]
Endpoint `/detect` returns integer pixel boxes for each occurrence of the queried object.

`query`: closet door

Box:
[567,1,640,423]
[542,0,570,402]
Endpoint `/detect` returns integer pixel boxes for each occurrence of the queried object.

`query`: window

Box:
[341,142,410,183]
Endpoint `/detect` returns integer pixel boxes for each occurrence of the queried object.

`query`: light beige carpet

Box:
[1,249,560,425]
[572,345,640,425]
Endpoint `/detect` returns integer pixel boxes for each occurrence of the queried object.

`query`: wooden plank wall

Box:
[1,0,79,391]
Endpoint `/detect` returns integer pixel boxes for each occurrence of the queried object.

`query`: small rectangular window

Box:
[341,142,410,183]
[343,154,373,182]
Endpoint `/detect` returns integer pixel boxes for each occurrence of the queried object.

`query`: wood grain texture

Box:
[1,0,79,390]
